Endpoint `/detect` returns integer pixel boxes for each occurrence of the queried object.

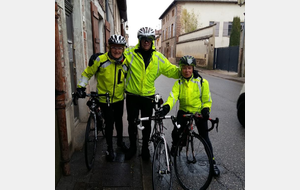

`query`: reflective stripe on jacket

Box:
[124,42,180,96]
[164,76,212,113]
[77,52,128,103]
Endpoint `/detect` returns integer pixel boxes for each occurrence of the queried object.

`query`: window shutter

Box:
[90,1,100,53]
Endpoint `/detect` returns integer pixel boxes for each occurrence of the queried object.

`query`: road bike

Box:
[172,113,219,190]
[135,94,176,190]
[72,91,110,170]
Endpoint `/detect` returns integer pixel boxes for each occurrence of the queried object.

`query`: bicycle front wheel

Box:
[97,114,106,137]
[174,133,213,190]
[152,139,172,190]
[85,114,97,170]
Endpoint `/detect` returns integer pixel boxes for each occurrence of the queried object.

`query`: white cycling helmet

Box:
[137,27,155,40]
[108,34,127,46]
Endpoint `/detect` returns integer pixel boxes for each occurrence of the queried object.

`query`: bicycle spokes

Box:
[174,133,213,190]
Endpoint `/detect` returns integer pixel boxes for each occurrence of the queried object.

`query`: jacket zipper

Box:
[112,63,117,103]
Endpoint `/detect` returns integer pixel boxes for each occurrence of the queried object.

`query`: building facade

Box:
[159,0,245,65]
[55,0,128,184]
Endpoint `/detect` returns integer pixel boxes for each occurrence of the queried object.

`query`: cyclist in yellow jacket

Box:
[76,34,129,161]
[155,55,220,176]
[124,27,181,160]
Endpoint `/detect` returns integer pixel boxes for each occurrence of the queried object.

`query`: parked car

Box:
[237,83,245,127]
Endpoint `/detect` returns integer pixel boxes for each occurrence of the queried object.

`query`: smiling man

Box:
[76,34,129,161]
[123,27,181,160]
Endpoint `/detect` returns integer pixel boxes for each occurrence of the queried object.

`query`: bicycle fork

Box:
[184,120,197,164]
[92,112,98,141]
[186,135,197,164]
[159,134,171,175]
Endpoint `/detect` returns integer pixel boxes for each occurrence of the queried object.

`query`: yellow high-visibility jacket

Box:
[124,42,180,96]
[164,75,212,113]
[77,52,128,103]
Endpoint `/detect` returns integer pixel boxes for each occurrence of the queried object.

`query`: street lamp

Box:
[126,25,128,31]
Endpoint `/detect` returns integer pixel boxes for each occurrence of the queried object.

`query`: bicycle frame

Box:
[137,114,175,189]
[72,91,110,170]
[152,115,173,174]
[176,113,219,163]
[86,92,110,139]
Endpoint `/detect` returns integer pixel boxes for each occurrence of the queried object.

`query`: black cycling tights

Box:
[126,93,154,148]
[100,100,124,149]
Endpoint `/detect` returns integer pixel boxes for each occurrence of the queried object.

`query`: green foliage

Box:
[229,17,241,46]
[180,8,198,33]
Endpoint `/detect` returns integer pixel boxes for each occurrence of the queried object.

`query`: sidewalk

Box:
[55,136,145,190]
[199,69,245,83]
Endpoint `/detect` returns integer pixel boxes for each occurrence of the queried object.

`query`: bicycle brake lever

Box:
[176,122,181,129]
[171,116,181,129]
[215,117,219,132]
[137,124,145,130]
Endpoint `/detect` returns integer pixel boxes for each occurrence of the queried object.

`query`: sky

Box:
[126,0,174,46]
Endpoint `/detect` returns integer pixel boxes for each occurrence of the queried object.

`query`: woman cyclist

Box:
[155,55,220,176]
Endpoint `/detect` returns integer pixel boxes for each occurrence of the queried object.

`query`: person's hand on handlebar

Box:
[201,107,210,120]
[155,104,170,117]
[76,87,86,98]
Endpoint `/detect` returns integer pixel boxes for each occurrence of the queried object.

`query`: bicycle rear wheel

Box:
[85,114,97,170]
[152,139,172,190]
[174,132,213,190]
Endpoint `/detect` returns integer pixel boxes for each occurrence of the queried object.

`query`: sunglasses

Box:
[139,36,155,42]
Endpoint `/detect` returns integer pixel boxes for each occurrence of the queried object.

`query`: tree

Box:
[180,8,198,34]
[229,16,241,46]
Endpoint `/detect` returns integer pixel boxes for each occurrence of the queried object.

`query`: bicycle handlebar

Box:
[181,113,219,132]
[72,91,110,107]
[135,115,179,130]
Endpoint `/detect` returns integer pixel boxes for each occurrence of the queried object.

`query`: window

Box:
[166,27,168,39]
[223,21,244,37]
[240,22,245,31]
[209,21,219,37]
[222,22,231,37]
[172,9,174,17]
[171,24,174,37]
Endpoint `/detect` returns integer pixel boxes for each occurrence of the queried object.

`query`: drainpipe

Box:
[106,0,109,22]
[55,2,70,176]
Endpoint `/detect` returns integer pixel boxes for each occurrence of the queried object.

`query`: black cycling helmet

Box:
[137,27,155,41]
[108,34,127,46]
[178,55,196,67]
